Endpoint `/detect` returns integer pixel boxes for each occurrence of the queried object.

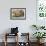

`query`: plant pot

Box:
[37,39,45,44]
[37,39,40,43]
[40,38,45,43]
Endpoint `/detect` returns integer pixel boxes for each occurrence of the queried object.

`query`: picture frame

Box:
[10,8,26,20]
[37,0,46,18]
[36,0,46,26]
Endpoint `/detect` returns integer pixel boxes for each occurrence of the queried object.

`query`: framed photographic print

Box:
[37,0,46,18]
[10,8,26,20]
[36,0,46,26]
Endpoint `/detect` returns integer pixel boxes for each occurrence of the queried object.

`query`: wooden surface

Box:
[0,42,45,46]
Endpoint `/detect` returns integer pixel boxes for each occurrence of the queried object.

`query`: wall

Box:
[0,0,37,42]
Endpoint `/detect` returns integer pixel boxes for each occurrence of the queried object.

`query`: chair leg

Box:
[4,33,7,46]
[4,41,7,46]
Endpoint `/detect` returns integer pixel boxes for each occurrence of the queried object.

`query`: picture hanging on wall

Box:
[10,8,26,20]
[36,0,46,27]
[37,0,46,18]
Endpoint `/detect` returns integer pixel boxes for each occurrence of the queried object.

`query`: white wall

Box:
[0,0,37,42]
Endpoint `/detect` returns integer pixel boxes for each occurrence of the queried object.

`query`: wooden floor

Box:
[0,42,46,46]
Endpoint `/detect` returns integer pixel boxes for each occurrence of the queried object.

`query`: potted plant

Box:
[33,32,46,43]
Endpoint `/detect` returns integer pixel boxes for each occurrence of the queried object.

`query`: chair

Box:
[18,33,30,46]
[4,27,19,46]
[4,33,18,46]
